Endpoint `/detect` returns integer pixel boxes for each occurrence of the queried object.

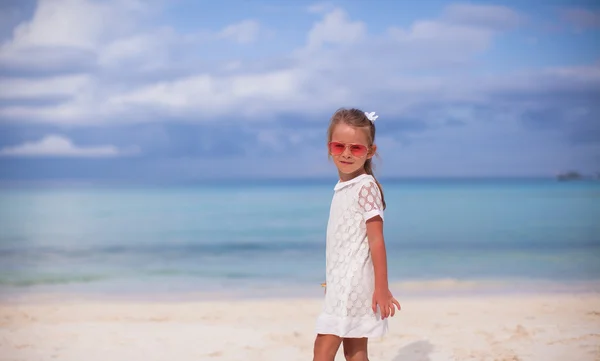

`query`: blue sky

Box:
[0,0,598,182]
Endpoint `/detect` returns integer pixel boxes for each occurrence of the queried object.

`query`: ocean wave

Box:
[389,278,600,294]
[0,268,276,288]
[0,274,110,287]
[1,238,598,260]
[0,241,323,261]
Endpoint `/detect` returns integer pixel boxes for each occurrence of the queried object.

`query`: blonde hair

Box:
[326,107,386,210]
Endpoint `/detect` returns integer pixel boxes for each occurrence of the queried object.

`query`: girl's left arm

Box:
[366,217,389,290]
[367,217,401,318]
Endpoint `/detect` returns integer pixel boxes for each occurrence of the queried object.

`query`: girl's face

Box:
[328,122,375,179]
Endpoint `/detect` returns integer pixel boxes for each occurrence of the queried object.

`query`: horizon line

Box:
[1,175,592,188]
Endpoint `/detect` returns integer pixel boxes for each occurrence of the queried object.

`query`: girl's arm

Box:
[366,216,389,290]
[367,216,400,318]
[358,181,400,318]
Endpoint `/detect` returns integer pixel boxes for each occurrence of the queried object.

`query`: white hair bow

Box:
[365,111,378,122]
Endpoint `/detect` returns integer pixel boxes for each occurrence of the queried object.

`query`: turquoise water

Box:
[0,178,599,297]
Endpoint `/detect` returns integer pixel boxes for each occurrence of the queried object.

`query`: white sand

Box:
[1,292,599,361]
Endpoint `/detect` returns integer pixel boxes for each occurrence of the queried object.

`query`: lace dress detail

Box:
[315,174,388,338]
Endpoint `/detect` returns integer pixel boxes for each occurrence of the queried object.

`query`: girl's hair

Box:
[326,107,386,210]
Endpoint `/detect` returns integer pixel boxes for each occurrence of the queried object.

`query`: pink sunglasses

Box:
[328,142,369,157]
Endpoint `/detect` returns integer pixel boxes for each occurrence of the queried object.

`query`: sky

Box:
[0,0,598,183]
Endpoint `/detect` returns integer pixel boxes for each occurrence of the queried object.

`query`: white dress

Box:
[315,173,388,338]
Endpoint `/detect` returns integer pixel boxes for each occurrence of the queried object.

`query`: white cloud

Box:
[443,3,524,29]
[0,3,492,123]
[218,20,262,44]
[90,5,597,128]
[307,2,335,14]
[561,8,600,30]
[387,20,493,56]
[88,6,498,122]
[0,74,90,99]
[0,0,264,72]
[98,28,174,69]
[0,0,145,70]
[0,0,596,136]
[306,8,366,49]
[0,2,596,178]
[0,135,139,157]
[10,0,108,49]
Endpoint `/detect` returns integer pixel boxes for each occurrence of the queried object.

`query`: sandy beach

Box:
[1,290,599,361]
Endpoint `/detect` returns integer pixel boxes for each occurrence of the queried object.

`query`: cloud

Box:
[0,74,90,100]
[561,8,600,31]
[0,0,276,125]
[0,134,139,157]
[0,0,259,77]
[0,0,147,73]
[307,2,335,14]
[443,3,525,30]
[0,0,597,159]
[0,3,463,118]
[306,8,366,49]
[2,3,516,124]
[218,20,262,44]
[0,1,35,43]
[0,1,597,180]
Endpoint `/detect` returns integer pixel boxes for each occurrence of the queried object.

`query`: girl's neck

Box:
[338,169,367,182]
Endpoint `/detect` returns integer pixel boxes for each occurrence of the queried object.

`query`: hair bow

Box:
[365,111,378,122]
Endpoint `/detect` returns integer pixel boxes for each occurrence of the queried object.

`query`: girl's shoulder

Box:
[357,174,377,186]
[355,174,380,194]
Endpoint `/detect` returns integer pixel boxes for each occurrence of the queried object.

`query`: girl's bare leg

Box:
[313,334,342,361]
[343,337,369,361]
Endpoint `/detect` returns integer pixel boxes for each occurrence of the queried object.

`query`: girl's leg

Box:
[313,334,342,361]
[342,337,369,361]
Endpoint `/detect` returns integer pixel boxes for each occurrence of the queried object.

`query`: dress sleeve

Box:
[357,181,384,222]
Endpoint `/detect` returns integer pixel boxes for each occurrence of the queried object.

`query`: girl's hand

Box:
[372,288,401,319]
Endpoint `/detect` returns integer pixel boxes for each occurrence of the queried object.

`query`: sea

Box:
[1,177,599,301]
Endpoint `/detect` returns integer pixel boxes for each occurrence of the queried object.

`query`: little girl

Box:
[313,108,401,361]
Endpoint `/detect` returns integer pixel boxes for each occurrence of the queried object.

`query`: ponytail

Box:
[364,158,386,210]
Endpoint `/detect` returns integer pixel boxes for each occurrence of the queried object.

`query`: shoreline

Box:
[3,290,600,307]
[2,277,600,305]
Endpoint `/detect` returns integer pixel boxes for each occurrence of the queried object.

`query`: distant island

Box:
[556,171,600,181]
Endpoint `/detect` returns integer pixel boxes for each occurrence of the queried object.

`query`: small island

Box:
[556,171,600,181]
[556,171,583,181]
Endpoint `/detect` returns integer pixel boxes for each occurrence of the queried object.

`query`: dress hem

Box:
[315,313,388,339]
